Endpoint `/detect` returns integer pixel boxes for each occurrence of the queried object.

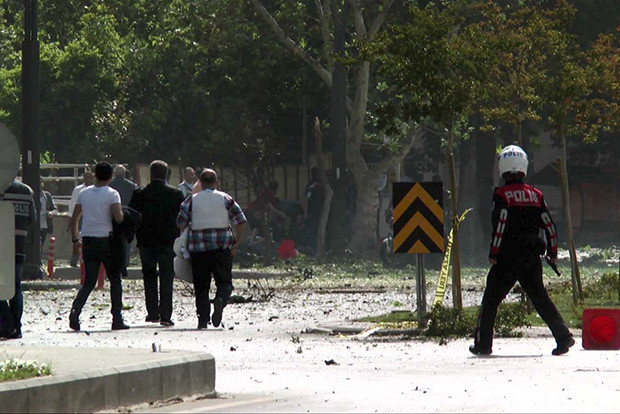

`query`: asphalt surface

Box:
[1,265,618,413]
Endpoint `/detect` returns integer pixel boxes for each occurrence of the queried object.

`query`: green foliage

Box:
[425,304,477,339]
[583,272,618,299]
[494,302,530,337]
[425,302,529,340]
[370,0,495,135]
[0,358,51,383]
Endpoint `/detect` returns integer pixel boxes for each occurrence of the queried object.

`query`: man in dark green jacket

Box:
[129,160,185,327]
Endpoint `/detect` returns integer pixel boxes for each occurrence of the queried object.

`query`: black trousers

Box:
[190,249,234,324]
[0,260,23,335]
[71,236,124,323]
[474,256,571,350]
[139,243,175,321]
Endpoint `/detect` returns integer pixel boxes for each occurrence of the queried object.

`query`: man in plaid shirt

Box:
[176,168,246,329]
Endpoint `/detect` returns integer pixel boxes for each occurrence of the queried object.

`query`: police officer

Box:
[470,145,574,356]
[0,178,36,339]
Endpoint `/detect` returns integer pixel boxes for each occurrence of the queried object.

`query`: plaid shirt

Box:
[176,189,247,252]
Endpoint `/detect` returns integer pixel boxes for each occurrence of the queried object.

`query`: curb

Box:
[0,353,215,413]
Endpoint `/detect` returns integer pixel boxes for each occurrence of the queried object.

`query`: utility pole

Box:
[327,0,349,253]
[21,0,41,279]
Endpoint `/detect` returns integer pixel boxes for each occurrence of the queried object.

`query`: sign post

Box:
[393,182,444,328]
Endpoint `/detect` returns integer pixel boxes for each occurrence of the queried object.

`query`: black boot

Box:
[552,336,575,356]
[69,309,80,331]
[469,344,492,355]
[112,320,130,330]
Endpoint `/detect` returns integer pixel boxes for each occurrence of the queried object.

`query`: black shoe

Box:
[111,321,130,330]
[552,336,575,356]
[197,320,209,330]
[469,344,492,355]
[160,320,175,327]
[145,315,160,323]
[0,329,21,339]
[69,310,80,331]
[7,329,22,339]
[212,297,224,328]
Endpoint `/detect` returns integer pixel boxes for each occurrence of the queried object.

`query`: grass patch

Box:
[357,303,529,340]
[0,358,51,383]
[357,271,620,339]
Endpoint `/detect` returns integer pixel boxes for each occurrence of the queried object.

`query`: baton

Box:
[545,257,561,276]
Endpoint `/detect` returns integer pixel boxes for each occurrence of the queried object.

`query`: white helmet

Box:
[498,145,528,178]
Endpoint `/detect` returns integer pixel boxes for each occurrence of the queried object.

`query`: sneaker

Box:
[469,344,492,355]
[160,320,175,327]
[552,336,575,356]
[111,321,130,330]
[212,297,224,328]
[145,315,160,323]
[69,310,80,331]
[197,321,209,330]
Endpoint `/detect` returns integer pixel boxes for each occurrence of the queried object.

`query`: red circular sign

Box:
[588,315,617,344]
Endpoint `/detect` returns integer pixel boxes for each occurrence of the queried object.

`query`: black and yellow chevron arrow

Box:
[392,182,444,254]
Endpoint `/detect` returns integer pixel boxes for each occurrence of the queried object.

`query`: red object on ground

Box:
[582,308,620,350]
[277,239,298,260]
[46,236,56,279]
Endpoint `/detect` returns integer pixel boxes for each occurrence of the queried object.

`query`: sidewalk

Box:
[0,345,215,413]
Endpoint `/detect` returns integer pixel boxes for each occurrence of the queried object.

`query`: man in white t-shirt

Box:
[68,162,128,331]
[67,171,94,267]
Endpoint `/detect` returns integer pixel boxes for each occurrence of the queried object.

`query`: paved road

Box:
[136,333,619,413]
[12,277,619,413]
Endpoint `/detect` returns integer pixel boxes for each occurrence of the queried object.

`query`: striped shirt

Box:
[2,179,35,261]
[176,188,246,252]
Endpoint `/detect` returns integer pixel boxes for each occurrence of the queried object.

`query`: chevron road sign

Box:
[392,182,444,254]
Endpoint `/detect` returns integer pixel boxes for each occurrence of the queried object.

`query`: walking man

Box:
[177,167,196,199]
[130,160,185,326]
[69,162,129,331]
[0,179,35,339]
[470,145,574,356]
[176,169,246,329]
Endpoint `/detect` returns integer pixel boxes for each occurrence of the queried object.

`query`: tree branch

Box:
[314,0,334,71]
[369,0,396,38]
[350,0,367,40]
[375,124,424,174]
[250,0,332,88]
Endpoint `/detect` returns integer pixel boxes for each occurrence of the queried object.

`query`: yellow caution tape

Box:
[433,208,472,307]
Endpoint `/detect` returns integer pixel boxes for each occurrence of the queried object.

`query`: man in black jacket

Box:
[130,160,185,326]
[470,145,574,357]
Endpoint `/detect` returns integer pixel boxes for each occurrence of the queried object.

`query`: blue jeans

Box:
[0,260,24,335]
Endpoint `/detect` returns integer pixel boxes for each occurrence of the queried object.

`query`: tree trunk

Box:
[347,172,380,256]
[313,118,334,259]
[558,132,584,305]
[448,121,462,310]
[458,136,479,266]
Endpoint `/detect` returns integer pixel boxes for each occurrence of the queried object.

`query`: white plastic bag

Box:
[174,255,193,283]
[173,227,192,282]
